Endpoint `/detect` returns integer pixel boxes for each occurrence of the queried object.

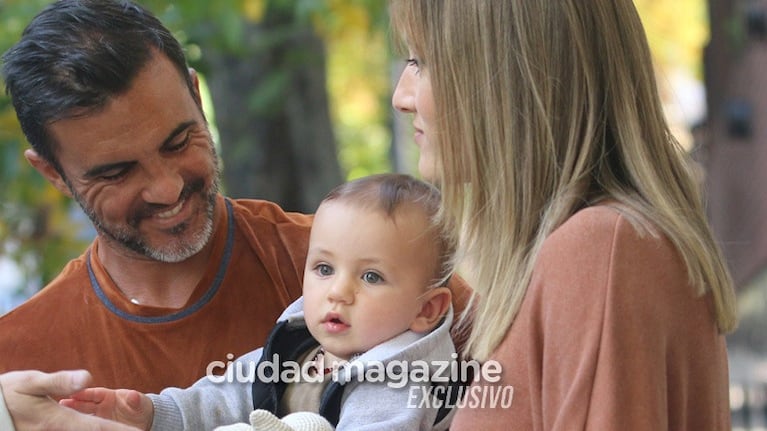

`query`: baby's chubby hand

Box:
[61,386,154,431]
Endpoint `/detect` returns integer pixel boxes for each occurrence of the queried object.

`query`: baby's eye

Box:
[315,264,333,276]
[362,271,384,284]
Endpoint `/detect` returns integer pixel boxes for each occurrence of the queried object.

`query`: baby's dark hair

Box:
[322,173,454,288]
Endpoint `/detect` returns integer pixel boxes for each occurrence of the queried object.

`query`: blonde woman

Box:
[391,0,737,429]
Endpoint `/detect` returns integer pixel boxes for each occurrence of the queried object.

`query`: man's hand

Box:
[0,369,142,431]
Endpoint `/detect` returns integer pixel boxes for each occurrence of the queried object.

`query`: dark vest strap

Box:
[433,360,474,425]
[319,365,474,427]
[318,381,345,427]
[252,319,472,427]
[251,320,319,412]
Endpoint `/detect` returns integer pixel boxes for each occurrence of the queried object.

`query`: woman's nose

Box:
[392,67,416,113]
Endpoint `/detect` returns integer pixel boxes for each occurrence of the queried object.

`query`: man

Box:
[0,0,311,394]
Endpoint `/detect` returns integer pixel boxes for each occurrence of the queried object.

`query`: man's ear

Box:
[24,149,72,197]
[188,67,203,108]
[410,287,452,333]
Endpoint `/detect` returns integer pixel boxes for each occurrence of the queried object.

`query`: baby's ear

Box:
[410,287,452,333]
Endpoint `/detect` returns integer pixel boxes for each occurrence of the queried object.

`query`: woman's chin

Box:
[417,161,437,183]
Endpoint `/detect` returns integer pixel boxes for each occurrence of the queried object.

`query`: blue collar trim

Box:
[87,198,235,323]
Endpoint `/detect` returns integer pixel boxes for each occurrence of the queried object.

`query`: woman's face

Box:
[392,55,438,181]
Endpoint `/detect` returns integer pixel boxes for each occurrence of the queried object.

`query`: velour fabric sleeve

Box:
[449,206,731,430]
[529,213,672,429]
[522,210,728,429]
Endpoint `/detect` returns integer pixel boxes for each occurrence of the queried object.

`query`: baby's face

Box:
[302,201,441,360]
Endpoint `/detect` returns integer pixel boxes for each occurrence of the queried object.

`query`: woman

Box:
[391,1,737,429]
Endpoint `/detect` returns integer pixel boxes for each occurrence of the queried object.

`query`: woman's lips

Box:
[413,122,426,144]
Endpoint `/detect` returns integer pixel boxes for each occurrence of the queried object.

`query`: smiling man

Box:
[0,0,312,394]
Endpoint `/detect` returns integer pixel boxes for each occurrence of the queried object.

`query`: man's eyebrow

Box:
[82,120,197,179]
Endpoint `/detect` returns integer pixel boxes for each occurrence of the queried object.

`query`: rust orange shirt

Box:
[451,205,731,430]
[0,195,311,393]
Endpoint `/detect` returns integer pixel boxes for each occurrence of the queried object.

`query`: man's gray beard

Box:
[71,175,219,263]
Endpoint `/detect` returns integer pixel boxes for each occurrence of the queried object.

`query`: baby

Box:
[66,173,458,430]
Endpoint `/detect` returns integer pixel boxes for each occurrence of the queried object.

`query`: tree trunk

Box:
[202,4,343,213]
[699,0,767,288]
[702,5,767,424]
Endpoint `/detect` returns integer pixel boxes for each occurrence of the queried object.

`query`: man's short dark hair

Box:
[1,0,193,168]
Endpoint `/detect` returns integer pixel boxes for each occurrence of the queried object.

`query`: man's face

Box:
[44,53,219,263]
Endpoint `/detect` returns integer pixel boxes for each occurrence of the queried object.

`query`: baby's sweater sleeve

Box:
[149,348,263,431]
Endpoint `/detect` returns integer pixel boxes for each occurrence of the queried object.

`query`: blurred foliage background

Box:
[0,0,707,300]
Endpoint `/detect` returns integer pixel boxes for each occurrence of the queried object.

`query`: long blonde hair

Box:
[390,0,738,360]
